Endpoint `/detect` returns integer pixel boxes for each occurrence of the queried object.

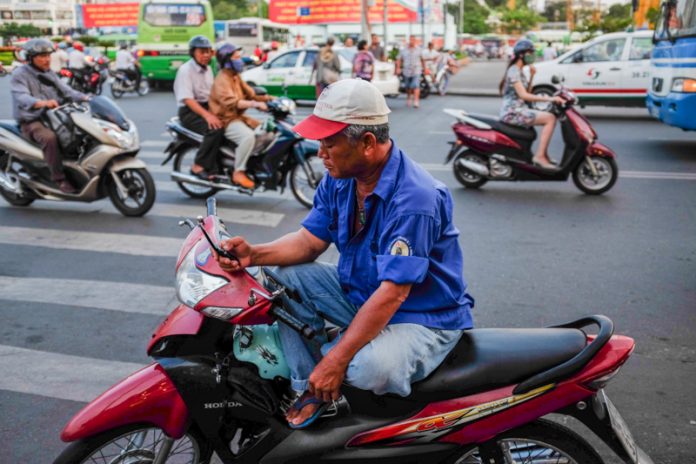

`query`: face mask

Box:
[524,54,536,65]
[229,59,244,73]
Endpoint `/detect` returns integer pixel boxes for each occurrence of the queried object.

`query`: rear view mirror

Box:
[253,86,268,96]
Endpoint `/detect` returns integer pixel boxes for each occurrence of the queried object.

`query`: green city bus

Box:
[137,0,214,81]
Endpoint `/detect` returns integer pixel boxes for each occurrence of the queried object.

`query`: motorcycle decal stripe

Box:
[348,384,555,447]
[571,88,646,94]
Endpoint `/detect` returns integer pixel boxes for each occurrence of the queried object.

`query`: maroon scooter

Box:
[444,77,618,195]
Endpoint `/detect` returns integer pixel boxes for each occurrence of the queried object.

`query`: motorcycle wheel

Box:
[572,156,618,195]
[111,82,124,99]
[53,424,213,464]
[0,152,34,206]
[420,77,431,99]
[453,152,488,189]
[138,80,150,96]
[173,146,220,199]
[290,154,323,209]
[107,167,156,217]
[450,419,602,464]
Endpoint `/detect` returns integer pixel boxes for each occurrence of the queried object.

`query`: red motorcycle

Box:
[54,198,652,464]
[59,56,109,95]
[444,76,618,195]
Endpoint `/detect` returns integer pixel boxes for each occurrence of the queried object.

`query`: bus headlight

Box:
[671,78,696,93]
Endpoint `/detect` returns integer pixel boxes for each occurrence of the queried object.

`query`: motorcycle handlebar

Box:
[269,306,316,339]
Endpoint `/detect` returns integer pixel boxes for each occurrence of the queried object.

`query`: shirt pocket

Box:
[367,238,380,291]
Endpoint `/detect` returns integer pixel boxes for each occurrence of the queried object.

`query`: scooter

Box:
[163,96,322,209]
[444,77,618,195]
[0,77,155,216]
[110,65,149,99]
[60,55,110,95]
[54,197,653,464]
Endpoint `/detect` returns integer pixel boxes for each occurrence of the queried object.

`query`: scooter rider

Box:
[115,44,141,89]
[209,43,273,189]
[217,79,474,429]
[173,35,224,180]
[10,38,89,193]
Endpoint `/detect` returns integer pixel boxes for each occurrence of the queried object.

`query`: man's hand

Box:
[309,352,349,402]
[36,99,59,109]
[204,113,223,130]
[216,236,253,272]
[255,101,268,112]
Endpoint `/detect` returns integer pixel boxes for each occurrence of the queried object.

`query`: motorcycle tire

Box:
[173,146,220,199]
[53,424,213,464]
[290,154,323,209]
[0,153,34,206]
[449,419,603,464]
[111,82,124,99]
[420,78,431,99]
[138,80,150,96]
[107,167,156,217]
[453,152,488,189]
[572,156,618,195]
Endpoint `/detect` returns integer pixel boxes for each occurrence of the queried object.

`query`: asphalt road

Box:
[0,73,694,463]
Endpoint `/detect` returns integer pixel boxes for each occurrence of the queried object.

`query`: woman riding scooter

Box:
[499,39,564,170]
[209,43,272,189]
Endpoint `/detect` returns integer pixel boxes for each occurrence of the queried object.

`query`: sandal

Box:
[190,168,214,180]
[287,392,330,430]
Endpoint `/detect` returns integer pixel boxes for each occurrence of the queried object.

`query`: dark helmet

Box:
[216,43,241,69]
[513,39,535,56]
[188,35,213,56]
[23,38,54,59]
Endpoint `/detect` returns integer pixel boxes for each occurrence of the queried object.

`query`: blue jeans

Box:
[275,262,463,397]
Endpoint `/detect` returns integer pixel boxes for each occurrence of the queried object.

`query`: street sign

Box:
[298,6,310,16]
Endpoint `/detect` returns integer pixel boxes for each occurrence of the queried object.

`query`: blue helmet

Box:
[188,35,213,56]
[513,39,535,56]
[216,43,242,70]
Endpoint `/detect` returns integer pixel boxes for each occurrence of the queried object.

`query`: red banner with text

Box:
[80,3,139,28]
[270,0,418,24]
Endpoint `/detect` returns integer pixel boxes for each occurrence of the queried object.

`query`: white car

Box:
[531,30,654,108]
[242,46,400,100]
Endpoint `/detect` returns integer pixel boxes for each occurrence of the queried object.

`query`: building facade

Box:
[0,0,77,35]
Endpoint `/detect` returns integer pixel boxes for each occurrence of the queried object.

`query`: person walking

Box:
[352,40,375,81]
[369,34,385,61]
[395,36,425,108]
[314,37,341,98]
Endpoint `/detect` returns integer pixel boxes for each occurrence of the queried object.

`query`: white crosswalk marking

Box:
[0,344,145,403]
[0,226,181,257]
[0,276,175,315]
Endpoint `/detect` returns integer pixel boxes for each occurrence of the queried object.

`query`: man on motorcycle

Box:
[208,43,272,189]
[115,44,141,89]
[173,35,224,180]
[217,79,474,429]
[67,41,87,83]
[10,39,89,193]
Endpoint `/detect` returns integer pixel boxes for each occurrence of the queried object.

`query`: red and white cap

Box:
[293,79,391,140]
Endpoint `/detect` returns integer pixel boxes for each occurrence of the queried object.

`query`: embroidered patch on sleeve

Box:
[389,237,412,256]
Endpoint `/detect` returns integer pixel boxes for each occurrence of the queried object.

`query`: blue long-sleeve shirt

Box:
[10,64,87,123]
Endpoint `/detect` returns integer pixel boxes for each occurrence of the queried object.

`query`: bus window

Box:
[269,51,300,69]
[143,4,206,27]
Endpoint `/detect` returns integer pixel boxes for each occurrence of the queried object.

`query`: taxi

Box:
[531,30,654,108]
[241,46,400,100]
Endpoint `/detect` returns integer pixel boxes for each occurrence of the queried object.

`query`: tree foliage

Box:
[499,7,542,34]
[0,23,42,45]
[575,3,632,36]
[211,0,267,20]
[447,0,491,35]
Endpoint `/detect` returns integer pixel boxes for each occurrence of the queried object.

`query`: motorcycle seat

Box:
[0,120,23,137]
[409,328,586,401]
[469,113,537,142]
[166,119,204,144]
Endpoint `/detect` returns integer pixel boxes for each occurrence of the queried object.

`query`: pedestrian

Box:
[266,41,280,61]
[344,37,355,49]
[352,40,374,81]
[543,42,557,61]
[216,78,474,429]
[172,35,225,180]
[422,41,441,76]
[313,37,341,98]
[369,34,385,61]
[395,36,425,108]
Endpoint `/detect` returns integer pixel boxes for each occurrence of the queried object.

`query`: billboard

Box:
[270,0,421,24]
[78,3,139,28]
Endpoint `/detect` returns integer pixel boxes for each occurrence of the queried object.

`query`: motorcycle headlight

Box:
[175,245,228,308]
[94,119,138,150]
[671,78,696,93]
[278,97,296,115]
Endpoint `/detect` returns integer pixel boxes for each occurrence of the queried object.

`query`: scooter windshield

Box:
[89,96,129,131]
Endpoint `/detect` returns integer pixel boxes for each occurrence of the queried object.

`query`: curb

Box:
[446,88,499,97]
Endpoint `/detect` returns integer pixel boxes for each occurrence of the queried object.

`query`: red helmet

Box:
[73,42,84,52]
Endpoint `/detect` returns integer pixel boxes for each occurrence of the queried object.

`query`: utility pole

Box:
[420,0,425,44]
[460,0,464,35]
[383,0,388,44]
[566,0,574,31]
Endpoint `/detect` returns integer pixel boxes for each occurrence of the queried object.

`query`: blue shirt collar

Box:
[371,139,401,202]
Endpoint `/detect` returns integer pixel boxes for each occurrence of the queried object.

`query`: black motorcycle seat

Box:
[409,328,586,401]
[469,113,537,142]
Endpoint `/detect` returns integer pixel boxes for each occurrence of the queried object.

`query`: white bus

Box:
[219,18,291,50]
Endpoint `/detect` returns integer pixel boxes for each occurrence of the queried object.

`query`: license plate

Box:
[170,60,183,69]
[602,391,640,463]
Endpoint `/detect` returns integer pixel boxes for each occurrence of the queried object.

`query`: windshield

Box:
[655,0,696,40]
[143,3,206,27]
[89,96,129,130]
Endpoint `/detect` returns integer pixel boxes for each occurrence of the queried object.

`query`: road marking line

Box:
[0,344,145,403]
[0,276,175,315]
[0,226,182,257]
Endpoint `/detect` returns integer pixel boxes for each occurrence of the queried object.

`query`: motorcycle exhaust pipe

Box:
[0,171,20,194]
[171,171,242,192]
[457,158,490,177]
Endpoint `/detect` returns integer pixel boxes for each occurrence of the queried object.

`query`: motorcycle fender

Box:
[587,142,616,159]
[162,140,188,166]
[558,391,654,464]
[446,142,468,164]
[61,363,189,442]
[109,157,147,173]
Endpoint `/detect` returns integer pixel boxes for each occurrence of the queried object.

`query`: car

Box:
[241,46,400,100]
[531,30,654,109]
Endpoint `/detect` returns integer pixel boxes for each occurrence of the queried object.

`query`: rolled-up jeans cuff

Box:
[291,377,309,392]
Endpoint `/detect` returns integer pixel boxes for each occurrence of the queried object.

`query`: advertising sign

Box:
[270,0,419,24]
[79,3,139,28]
